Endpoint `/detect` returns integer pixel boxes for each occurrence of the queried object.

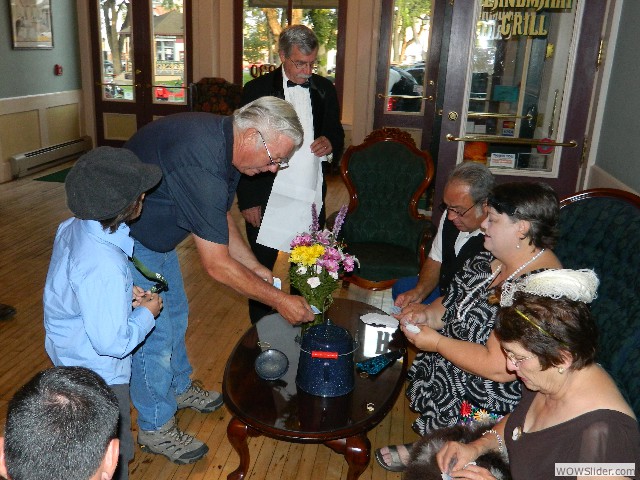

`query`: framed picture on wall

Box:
[10,0,54,49]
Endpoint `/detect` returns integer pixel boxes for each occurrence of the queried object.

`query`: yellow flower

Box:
[290,245,325,266]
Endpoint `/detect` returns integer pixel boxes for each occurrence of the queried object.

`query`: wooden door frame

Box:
[89,0,193,146]
[434,0,608,206]
[372,0,448,144]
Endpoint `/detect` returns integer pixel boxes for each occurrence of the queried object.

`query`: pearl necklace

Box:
[500,248,546,306]
[456,249,546,322]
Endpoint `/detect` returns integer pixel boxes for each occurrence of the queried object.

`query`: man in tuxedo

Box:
[236,24,345,324]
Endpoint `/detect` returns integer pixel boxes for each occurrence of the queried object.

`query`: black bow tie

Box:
[287,80,310,88]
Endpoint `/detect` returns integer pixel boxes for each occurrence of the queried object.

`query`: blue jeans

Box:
[391,276,441,305]
[130,240,192,431]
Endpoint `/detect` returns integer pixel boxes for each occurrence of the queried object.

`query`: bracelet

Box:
[482,428,504,453]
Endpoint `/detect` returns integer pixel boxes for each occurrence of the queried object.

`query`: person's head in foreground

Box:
[65,146,162,233]
[232,96,304,176]
[0,366,120,480]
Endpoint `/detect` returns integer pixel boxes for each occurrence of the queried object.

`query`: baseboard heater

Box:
[9,136,93,179]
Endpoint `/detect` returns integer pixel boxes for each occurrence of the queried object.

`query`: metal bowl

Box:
[255,348,289,381]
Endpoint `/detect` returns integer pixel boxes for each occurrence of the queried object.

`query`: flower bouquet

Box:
[289,204,358,333]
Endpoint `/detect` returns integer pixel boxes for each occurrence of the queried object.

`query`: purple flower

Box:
[343,255,356,272]
[316,230,332,246]
[318,258,340,273]
[291,233,313,248]
[332,205,348,238]
[323,247,341,261]
[310,203,319,234]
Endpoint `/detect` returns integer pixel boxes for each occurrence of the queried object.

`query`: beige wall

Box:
[0,91,83,183]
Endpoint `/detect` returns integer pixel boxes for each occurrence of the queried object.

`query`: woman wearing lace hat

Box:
[433,269,640,480]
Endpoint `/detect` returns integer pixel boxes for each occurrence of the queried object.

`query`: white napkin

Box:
[360,313,399,329]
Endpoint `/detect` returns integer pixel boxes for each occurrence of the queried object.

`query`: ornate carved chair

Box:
[339,127,436,290]
[190,77,242,115]
[556,188,640,416]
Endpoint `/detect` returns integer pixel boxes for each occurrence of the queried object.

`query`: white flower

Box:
[307,277,321,288]
[297,265,307,274]
[329,271,339,279]
[314,265,323,274]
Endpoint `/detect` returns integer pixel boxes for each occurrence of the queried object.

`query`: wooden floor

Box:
[0,164,419,480]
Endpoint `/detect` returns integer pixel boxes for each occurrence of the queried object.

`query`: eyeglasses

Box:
[287,57,317,71]
[439,200,479,218]
[257,131,289,169]
[503,349,536,369]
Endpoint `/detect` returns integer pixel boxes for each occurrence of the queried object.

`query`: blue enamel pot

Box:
[296,322,356,397]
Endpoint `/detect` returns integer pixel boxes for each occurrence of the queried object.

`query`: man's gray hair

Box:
[279,24,318,56]
[447,161,495,205]
[233,96,304,147]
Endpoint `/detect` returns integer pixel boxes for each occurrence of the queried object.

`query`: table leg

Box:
[325,434,371,480]
[227,416,261,480]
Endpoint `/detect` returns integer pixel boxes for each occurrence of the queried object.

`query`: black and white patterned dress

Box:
[406,250,523,435]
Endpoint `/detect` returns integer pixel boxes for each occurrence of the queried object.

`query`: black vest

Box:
[439,218,486,294]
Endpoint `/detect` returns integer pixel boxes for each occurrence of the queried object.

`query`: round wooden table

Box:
[222,298,408,480]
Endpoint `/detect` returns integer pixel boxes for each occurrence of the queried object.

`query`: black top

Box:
[439,217,486,293]
[235,66,345,212]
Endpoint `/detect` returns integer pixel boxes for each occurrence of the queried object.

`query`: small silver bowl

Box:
[255,349,289,381]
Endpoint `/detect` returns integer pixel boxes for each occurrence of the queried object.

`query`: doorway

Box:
[89,0,193,146]
[374,0,608,203]
[434,0,607,200]
[373,0,447,156]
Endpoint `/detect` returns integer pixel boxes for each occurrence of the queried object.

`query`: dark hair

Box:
[100,193,144,233]
[278,24,318,56]
[487,181,559,249]
[495,293,598,370]
[3,366,119,480]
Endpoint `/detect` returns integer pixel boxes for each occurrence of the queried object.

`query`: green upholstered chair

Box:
[339,127,435,290]
[556,188,640,416]
[190,77,242,115]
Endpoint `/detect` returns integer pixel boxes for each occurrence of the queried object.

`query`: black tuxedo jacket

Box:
[236,66,345,211]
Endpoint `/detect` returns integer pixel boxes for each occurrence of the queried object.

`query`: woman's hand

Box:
[436,441,482,477]
[395,303,429,324]
[401,323,443,352]
[448,464,496,479]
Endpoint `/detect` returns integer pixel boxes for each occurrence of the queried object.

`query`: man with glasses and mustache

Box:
[393,162,495,309]
[123,97,315,465]
[237,24,345,324]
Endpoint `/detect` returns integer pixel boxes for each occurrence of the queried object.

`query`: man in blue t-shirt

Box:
[124,97,315,465]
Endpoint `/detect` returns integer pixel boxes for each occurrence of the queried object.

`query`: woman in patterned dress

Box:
[376,182,563,472]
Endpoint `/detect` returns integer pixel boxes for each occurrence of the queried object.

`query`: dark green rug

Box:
[34,167,71,182]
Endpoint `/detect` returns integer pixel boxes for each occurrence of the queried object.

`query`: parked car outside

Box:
[388,66,422,112]
[403,62,425,86]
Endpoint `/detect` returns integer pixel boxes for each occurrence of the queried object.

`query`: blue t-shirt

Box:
[126,113,239,252]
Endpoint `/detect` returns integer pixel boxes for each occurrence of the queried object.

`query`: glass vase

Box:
[301,291,335,335]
